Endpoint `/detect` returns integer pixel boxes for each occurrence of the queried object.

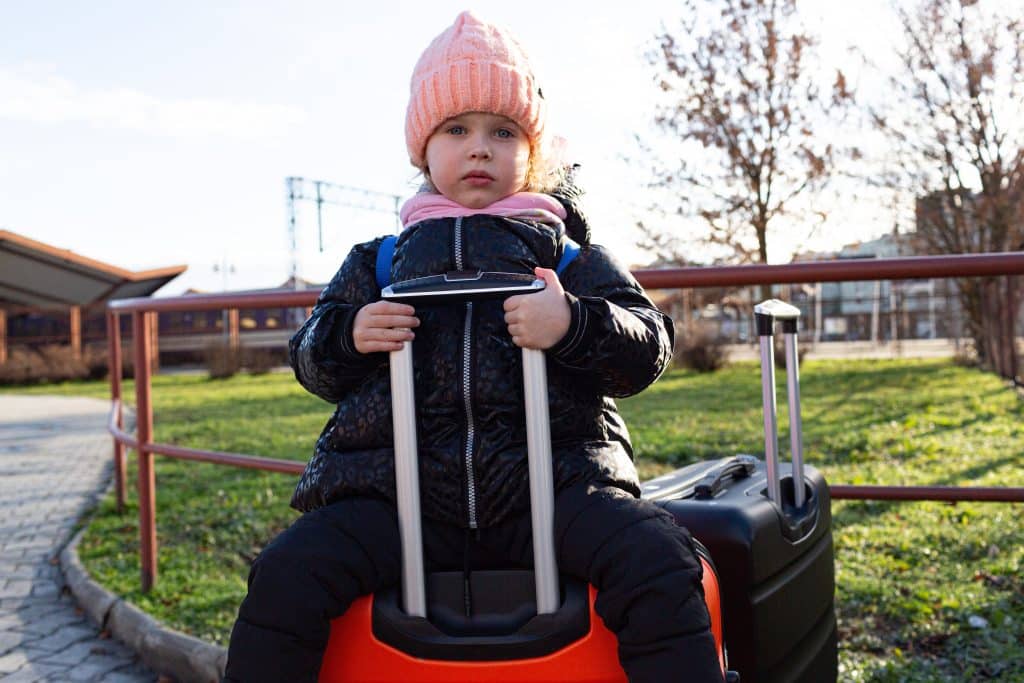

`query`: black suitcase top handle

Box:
[695,455,759,500]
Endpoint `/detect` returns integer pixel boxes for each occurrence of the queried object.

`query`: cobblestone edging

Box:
[59,529,228,683]
[0,395,155,682]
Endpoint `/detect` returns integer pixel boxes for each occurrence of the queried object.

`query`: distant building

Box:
[676,230,979,345]
[787,232,969,343]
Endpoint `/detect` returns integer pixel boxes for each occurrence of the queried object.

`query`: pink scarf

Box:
[400,192,567,230]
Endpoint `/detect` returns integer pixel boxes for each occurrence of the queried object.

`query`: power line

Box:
[285,176,402,288]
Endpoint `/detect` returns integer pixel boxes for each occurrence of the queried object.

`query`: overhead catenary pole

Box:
[286,177,299,289]
[286,177,303,327]
[316,180,325,253]
[284,176,403,294]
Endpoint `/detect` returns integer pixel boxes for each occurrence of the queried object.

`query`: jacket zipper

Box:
[454,218,479,529]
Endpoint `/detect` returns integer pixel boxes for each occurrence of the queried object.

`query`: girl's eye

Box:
[495,128,514,138]
[447,125,466,135]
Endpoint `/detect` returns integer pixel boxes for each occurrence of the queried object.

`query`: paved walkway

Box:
[0,395,155,682]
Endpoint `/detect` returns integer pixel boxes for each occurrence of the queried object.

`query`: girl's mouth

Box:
[463,171,494,186]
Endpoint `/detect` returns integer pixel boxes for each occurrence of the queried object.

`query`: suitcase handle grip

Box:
[754,298,801,336]
[694,454,758,499]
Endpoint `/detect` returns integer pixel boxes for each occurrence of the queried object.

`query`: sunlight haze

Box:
[1,1,945,294]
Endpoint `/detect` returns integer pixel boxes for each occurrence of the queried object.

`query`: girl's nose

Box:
[468,137,491,160]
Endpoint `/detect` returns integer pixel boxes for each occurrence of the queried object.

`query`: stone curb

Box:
[59,528,228,683]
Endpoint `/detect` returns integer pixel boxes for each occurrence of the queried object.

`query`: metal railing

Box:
[106,252,1024,591]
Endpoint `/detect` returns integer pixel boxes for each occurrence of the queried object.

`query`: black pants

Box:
[224,483,722,683]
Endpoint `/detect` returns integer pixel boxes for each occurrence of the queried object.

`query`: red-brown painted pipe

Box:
[107,400,139,450]
[110,289,318,312]
[106,252,1024,313]
[105,251,1024,594]
[133,312,157,592]
[830,485,1024,503]
[147,442,305,475]
[107,313,127,513]
[634,251,1024,289]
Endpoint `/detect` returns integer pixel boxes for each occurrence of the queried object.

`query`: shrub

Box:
[242,347,277,375]
[952,341,979,368]
[80,345,135,381]
[773,335,809,369]
[0,348,39,384]
[675,323,730,373]
[204,342,241,380]
[37,344,88,378]
[0,345,105,385]
[83,345,110,380]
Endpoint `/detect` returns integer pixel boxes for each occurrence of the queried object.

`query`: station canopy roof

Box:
[0,230,187,311]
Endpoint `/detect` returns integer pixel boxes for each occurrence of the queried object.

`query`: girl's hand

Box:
[503,268,570,350]
[352,301,419,354]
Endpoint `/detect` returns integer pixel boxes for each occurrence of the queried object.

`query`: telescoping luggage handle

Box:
[383,273,560,618]
[753,299,806,509]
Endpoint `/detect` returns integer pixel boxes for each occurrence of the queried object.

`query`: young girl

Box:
[225,11,721,683]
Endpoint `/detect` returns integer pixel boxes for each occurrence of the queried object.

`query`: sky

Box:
[1,0,908,296]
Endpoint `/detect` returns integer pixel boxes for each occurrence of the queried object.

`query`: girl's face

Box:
[424,112,530,208]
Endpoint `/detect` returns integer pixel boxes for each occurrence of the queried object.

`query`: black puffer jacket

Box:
[288,206,674,528]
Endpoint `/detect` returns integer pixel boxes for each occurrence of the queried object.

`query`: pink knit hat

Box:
[405,11,546,168]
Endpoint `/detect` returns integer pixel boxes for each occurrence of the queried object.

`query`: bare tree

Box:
[641,0,854,300]
[874,0,1023,379]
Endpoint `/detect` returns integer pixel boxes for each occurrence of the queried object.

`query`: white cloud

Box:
[0,64,306,139]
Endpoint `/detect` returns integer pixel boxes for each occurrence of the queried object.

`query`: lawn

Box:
[5,358,1023,681]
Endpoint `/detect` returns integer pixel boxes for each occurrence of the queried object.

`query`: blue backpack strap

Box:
[375,235,398,289]
[556,238,580,276]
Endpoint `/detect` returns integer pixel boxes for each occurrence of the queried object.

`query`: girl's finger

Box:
[359,328,412,344]
[376,328,414,341]
[368,341,405,352]
[372,302,417,316]
[371,314,420,328]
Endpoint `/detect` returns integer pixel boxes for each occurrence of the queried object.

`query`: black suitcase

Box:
[641,300,838,682]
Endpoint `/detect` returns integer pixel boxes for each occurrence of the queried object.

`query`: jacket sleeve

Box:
[288,237,387,403]
[548,243,674,398]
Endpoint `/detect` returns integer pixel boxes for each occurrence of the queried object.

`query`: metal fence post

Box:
[1008,275,1019,382]
[107,312,127,513]
[133,311,157,592]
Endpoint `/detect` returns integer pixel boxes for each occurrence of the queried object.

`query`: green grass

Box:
[5,359,1023,680]
[630,361,1024,681]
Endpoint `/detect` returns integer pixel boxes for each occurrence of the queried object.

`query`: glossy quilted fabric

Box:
[288,212,673,528]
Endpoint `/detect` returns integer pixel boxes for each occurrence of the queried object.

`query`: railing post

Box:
[107,312,127,513]
[133,311,157,592]
[0,308,8,365]
[1009,275,1019,382]
[228,309,240,351]
[69,305,82,359]
[149,311,160,375]
[1001,275,1016,382]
